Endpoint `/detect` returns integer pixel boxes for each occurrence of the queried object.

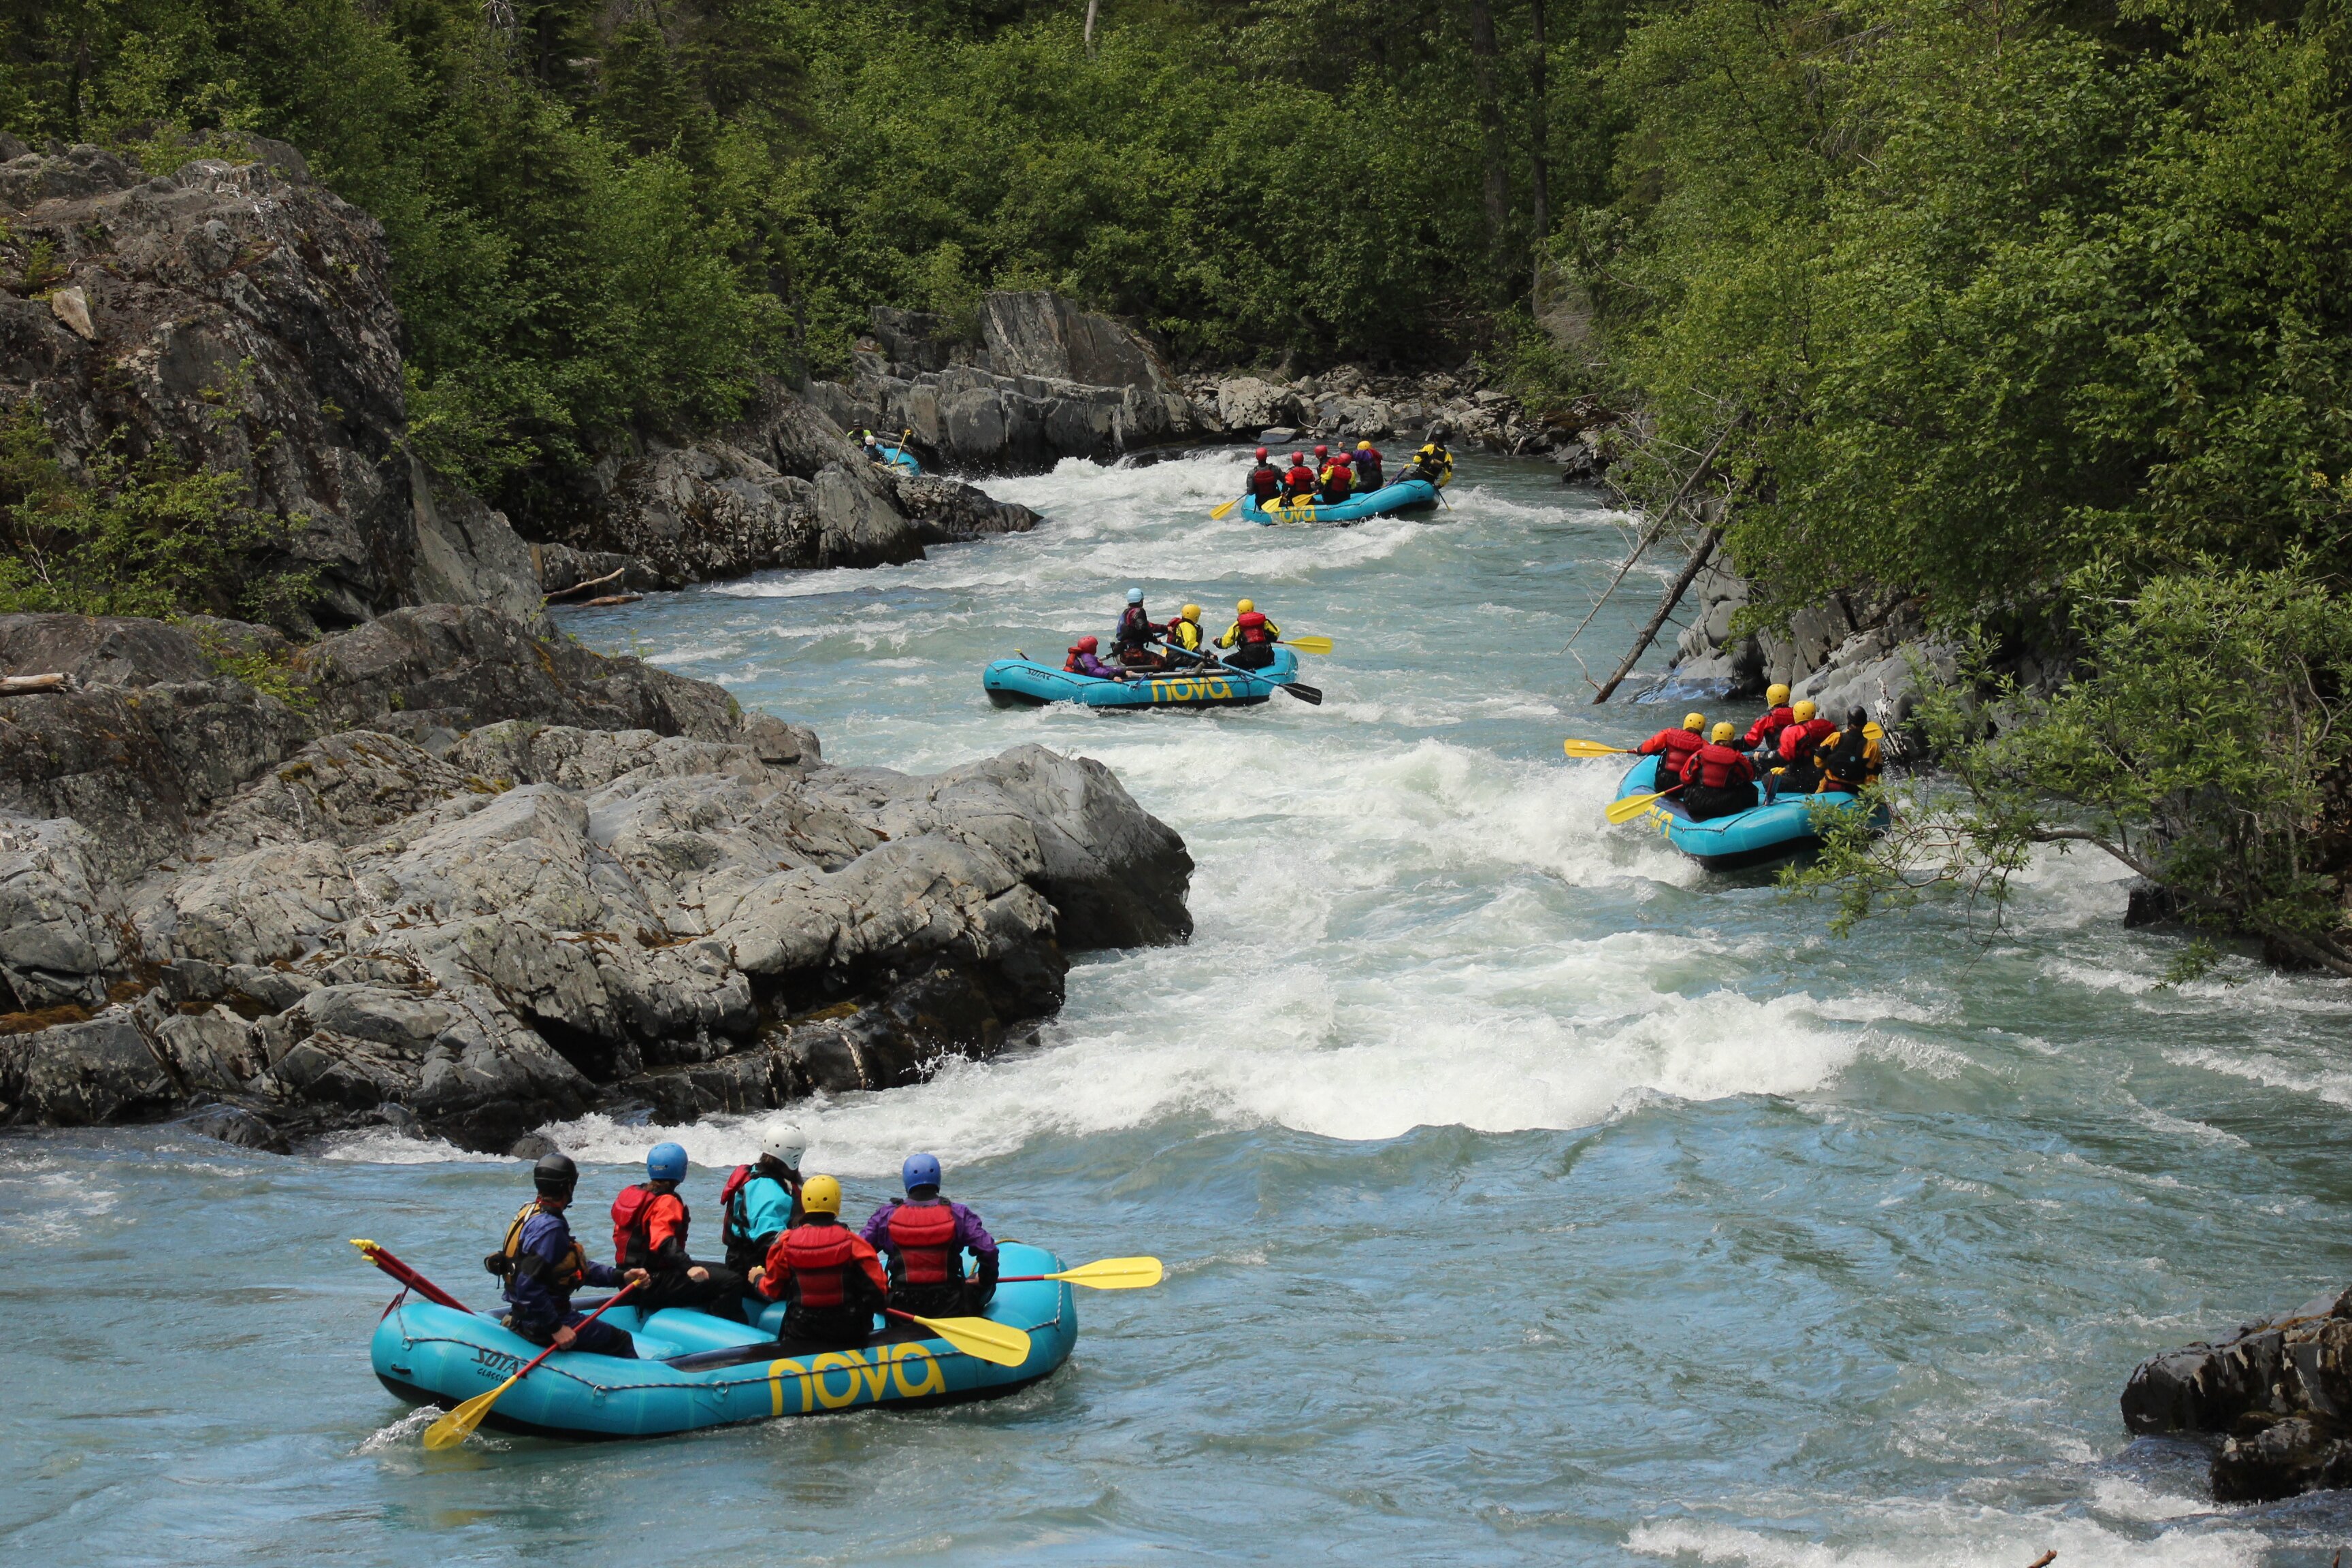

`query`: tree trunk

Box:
[1593,525,1723,703]
[1468,0,1510,295]
[1085,0,1099,56]
[1529,0,1550,312]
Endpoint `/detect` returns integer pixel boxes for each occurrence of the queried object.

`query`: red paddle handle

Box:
[357,1242,473,1313]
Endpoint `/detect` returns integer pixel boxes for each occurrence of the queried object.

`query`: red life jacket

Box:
[1282,466,1316,497]
[611,1184,687,1270]
[1742,706,1795,748]
[1355,449,1384,486]
[1235,611,1274,646]
[1064,644,1089,672]
[885,1200,962,1286]
[719,1164,756,1254]
[1641,728,1705,764]
[1687,743,1755,789]
[779,1223,860,1308]
[1320,468,1353,504]
[1247,465,1283,502]
[1778,717,1836,764]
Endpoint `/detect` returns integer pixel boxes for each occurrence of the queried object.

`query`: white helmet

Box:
[761,1126,807,1169]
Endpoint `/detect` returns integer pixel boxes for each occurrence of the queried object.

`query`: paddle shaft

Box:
[354,1241,473,1313]
[509,1281,638,1382]
[1153,637,1320,704]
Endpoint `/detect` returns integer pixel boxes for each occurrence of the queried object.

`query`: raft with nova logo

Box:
[370,1240,1076,1438]
[983,645,1301,709]
[1613,755,1889,871]
[1245,476,1443,526]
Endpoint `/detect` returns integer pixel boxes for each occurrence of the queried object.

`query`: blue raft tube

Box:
[371,1240,1076,1439]
[1245,474,1443,526]
[984,645,1300,709]
[1611,755,1889,870]
[868,440,922,474]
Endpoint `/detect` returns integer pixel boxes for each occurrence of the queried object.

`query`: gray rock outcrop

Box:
[0,140,540,627]
[2123,1286,2352,1501]
[0,607,1192,1150]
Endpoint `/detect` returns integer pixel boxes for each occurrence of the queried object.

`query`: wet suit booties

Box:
[612,1182,750,1322]
[491,1198,636,1358]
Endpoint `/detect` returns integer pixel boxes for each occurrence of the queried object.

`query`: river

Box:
[6,451,2351,1566]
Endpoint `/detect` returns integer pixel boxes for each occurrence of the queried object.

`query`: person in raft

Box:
[1113,588,1163,668]
[1406,425,1455,485]
[612,1141,751,1321]
[1244,447,1284,508]
[748,1174,889,1348]
[1733,684,1794,751]
[1813,708,1885,795]
[1064,635,1129,680]
[1279,451,1318,506]
[1764,700,1838,798]
[1162,604,1209,663]
[489,1152,648,1358]
[1318,451,1355,505]
[1639,713,1709,777]
[719,1126,806,1278]
[1215,598,1283,669]
[862,1152,1001,1319]
[1678,721,1759,821]
[1353,440,1385,490]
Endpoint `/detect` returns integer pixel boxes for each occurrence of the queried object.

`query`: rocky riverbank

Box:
[0,608,1191,1154]
[2122,1285,2352,1501]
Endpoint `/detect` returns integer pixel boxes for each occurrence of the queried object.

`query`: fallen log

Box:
[576,593,644,608]
[543,566,627,603]
[0,672,72,695]
[1592,525,1722,703]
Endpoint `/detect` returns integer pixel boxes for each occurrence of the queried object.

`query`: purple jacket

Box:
[862,1198,999,1264]
[1072,652,1125,679]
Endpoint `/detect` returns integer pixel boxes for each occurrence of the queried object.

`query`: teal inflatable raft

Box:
[1613,755,1886,870]
[983,646,1300,708]
[1245,476,1442,526]
[371,1241,1075,1439]
[870,442,922,474]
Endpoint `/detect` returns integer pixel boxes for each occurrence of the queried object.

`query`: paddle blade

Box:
[906,1313,1032,1368]
[1283,636,1334,655]
[422,1375,515,1450]
[1210,497,1240,520]
[1563,738,1631,758]
[1053,1256,1164,1290]
[1605,789,1671,825]
[1280,682,1324,706]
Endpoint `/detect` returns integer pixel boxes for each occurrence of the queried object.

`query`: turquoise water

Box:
[7,451,2352,1565]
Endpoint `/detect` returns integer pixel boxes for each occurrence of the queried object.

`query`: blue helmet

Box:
[902,1152,943,1194]
[1126,587,1144,604]
[647,1141,689,1183]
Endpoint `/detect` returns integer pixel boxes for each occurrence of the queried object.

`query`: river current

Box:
[7,452,2352,1566]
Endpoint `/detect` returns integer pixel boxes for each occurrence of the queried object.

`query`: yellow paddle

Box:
[1282,636,1334,655]
[996,1255,1164,1290]
[1605,785,1682,825]
[1210,497,1241,520]
[885,1308,1032,1366]
[424,1281,638,1449]
[1563,738,1632,758]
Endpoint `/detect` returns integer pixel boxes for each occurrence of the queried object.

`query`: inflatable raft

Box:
[1613,755,1887,870]
[1245,476,1442,526]
[371,1241,1076,1439]
[870,442,922,474]
[983,646,1300,708]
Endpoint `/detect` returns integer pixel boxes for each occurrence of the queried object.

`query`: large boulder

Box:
[979,291,1176,391]
[2121,1285,2352,1502]
[0,140,538,626]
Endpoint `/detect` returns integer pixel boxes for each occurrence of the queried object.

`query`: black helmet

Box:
[534,1152,578,1199]
[1848,707,1867,727]
[1428,423,1451,444]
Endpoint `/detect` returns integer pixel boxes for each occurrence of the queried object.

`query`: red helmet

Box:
[1077,636,1098,652]
[1334,453,1352,466]
[1290,452,1305,464]
[1254,446,1269,459]
[1314,444,1329,457]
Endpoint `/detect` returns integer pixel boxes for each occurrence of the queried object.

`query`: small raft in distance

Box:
[1612,755,1888,871]
[372,1241,1075,1439]
[984,647,1301,709]
[870,441,922,474]
[1245,476,1443,527]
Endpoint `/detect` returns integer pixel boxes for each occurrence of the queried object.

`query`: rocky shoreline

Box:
[0,608,1192,1154]
[2123,1285,2352,1501]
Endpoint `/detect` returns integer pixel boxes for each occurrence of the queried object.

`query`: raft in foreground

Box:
[983,646,1300,708]
[1245,476,1442,526]
[871,442,922,474]
[1612,756,1887,870]
[372,1241,1075,1439]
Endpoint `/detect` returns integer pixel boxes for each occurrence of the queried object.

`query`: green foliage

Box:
[0,402,315,622]
[1782,566,2352,971]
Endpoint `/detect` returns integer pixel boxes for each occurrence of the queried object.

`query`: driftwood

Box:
[1562,425,1731,654]
[2025,1552,2057,1568]
[543,566,627,603]
[1592,525,1722,703]
[575,593,644,609]
[0,672,71,695]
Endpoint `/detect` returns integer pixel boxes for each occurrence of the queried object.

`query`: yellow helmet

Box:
[1237,598,1255,613]
[1182,604,1200,621]
[800,1175,843,1216]
[1682,713,1705,732]
[1357,440,1373,450]
[1712,722,1735,742]
[1766,683,1790,705]
[1793,700,1817,721]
